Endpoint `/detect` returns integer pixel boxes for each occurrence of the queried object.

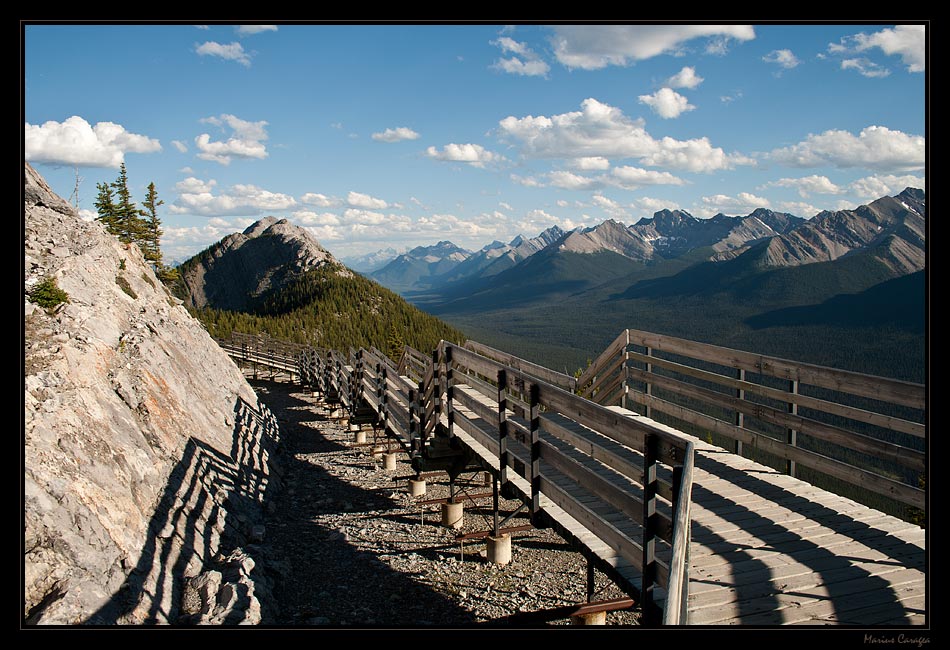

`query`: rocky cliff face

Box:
[179,216,344,312]
[24,163,281,625]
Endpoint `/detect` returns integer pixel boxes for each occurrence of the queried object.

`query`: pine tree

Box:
[94,181,118,233]
[140,181,164,267]
[111,163,146,245]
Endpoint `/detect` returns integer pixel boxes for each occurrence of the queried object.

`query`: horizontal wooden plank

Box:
[632,392,925,510]
[465,340,577,391]
[578,330,628,390]
[626,349,924,438]
[585,351,626,399]
[626,328,924,410]
[627,366,925,471]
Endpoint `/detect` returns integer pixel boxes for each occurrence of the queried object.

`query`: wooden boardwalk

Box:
[221,333,927,626]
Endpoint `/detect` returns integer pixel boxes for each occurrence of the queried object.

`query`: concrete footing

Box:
[486,534,511,566]
[353,431,367,444]
[371,445,385,459]
[383,453,397,470]
[570,611,607,626]
[441,501,464,529]
[348,422,361,432]
[408,479,426,497]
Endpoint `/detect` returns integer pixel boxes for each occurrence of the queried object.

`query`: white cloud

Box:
[498,98,748,172]
[78,208,97,222]
[499,201,513,211]
[174,177,217,193]
[491,36,550,77]
[195,25,209,30]
[179,166,194,174]
[236,25,278,35]
[776,201,820,218]
[720,91,742,104]
[195,113,269,165]
[770,125,924,172]
[556,199,569,207]
[511,173,543,187]
[292,210,341,226]
[425,143,505,168]
[372,126,421,142]
[571,156,611,170]
[171,140,188,153]
[301,192,340,207]
[638,87,696,119]
[547,171,601,190]
[841,58,891,78]
[630,196,679,216]
[346,191,389,209]
[695,192,771,217]
[342,208,389,225]
[25,115,161,168]
[832,25,925,73]
[550,25,755,70]
[195,41,252,67]
[762,49,800,69]
[207,217,231,228]
[848,173,926,200]
[764,175,843,197]
[666,66,704,89]
[608,165,686,189]
[170,182,296,216]
[592,194,624,213]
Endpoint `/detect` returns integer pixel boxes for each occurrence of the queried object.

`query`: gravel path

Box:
[250,377,641,628]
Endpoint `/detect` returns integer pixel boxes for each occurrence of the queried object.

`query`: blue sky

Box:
[24,22,926,262]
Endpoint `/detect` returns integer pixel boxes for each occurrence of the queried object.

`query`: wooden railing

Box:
[440,341,695,625]
[217,332,696,624]
[577,329,926,515]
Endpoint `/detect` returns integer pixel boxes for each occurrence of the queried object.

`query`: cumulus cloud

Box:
[499,201,513,211]
[170,182,296,216]
[571,157,611,170]
[425,143,505,168]
[346,191,389,210]
[301,192,340,207]
[172,140,188,153]
[848,173,925,200]
[491,36,551,77]
[547,171,601,190]
[776,201,820,218]
[608,165,686,189]
[666,66,704,89]
[830,25,925,73]
[695,192,771,217]
[638,88,696,119]
[25,115,161,168]
[372,126,421,142]
[195,114,269,165]
[78,208,97,222]
[550,25,755,69]
[498,98,749,172]
[762,49,800,69]
[292,210,341,226]
[841,58,891,78]
[770,125,924,172]
[174,177,217,193]
[196,41,252,66]
[764,175,844,197]
[236,25,278,35]
[630,196,680,218]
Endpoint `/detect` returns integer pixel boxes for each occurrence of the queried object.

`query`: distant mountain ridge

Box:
[366,189,924,302]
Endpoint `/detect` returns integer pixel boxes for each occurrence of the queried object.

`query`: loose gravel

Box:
[251,377,641,628]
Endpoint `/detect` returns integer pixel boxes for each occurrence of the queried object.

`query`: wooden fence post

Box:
[641,432,659,626]
[735,368,745,456]
[497,369,509,498]
[528,382,541,524]
[786,379,798,477]
[444,345,455,438]
[644,346,653,419]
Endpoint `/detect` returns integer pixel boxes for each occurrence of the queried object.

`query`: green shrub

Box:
[29,276,70,310]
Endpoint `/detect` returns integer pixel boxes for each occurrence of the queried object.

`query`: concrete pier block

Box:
[441,501,464,529]
[571,611,607,626]
[408,479,426,497]
[353,431,366,444]
[486,534,511,566]
[371,445,385,459]
[383,453,397,470]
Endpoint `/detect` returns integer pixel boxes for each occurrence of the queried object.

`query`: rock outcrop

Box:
[23,163,281,625]
[178,216,346,312]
